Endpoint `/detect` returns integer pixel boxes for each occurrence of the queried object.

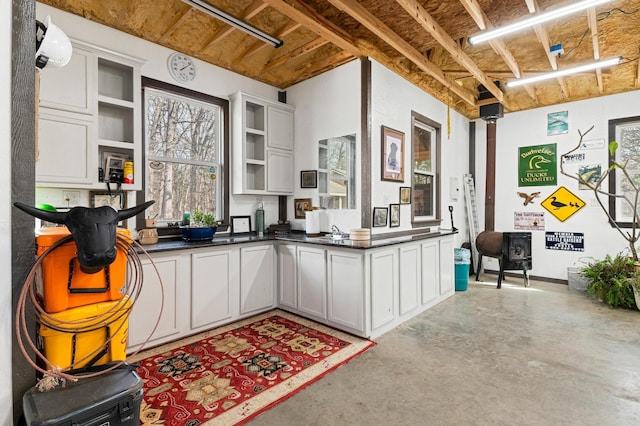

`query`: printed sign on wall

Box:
[545,232,584,251]
[547,111,568,135]
[541,186,585,222]
[518,143,557,187]
[514,211,545,230]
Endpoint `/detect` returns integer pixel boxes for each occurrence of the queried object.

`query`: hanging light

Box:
[506,56,623,88]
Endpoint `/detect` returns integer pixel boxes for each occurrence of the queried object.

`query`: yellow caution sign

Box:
[541,186,585,222]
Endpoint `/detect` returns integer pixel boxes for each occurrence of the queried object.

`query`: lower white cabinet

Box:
[191,249,236,330]
[240,244,276,315]
[327,249,364,333]
[128,252,185,351]
[421,240,440,305]
[399,243,421,316]
[278,243,297,310]
[370,249,398,330]
[297,245,326,320]
[439,238,455,296]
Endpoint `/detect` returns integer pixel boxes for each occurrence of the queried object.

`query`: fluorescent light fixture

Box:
[468,0,613,45]
[506,56,622,88]
[182,0,283,48]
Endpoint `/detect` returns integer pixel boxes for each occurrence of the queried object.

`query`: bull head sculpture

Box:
[14,200,154,274]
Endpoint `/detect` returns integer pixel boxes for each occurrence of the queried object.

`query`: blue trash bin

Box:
[454,248,471,291]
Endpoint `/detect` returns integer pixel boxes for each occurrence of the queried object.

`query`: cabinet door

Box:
[278,244,297,310]
[399,244,420,315]
[240,245,276,315]
[128,254,182,350]
[327,250,364,333]
[421,240,439,305]
[266,149,293,194]
[267,106,294,150]
[297,246,326,319]
[370,249,398,329]
[39,44,95,115]
[37,111,95,185]
[191,249,234,329]
[439,238,455,295]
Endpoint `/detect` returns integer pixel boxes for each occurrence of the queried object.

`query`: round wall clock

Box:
[167,52,196,83]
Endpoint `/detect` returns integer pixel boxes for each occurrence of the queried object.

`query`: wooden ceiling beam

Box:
[281,51,355,88]
[261,37,330,73]
[327,0,476,106]
[587,8,603,93]
[201,0,269,51]
[526,0,570,99]
[262,0,361,57]
[459,0,538,104]
[158,8,195,43]
[395,0,505,105]
[234,21,302,64]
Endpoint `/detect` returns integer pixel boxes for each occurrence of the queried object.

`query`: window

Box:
[608,116,640,227]
[411,112,441,226]
[141,78,229,229]
[318,134,356,209]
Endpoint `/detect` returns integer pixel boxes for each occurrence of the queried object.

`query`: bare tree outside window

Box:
[318,134,356,209]
[144,87,221,223]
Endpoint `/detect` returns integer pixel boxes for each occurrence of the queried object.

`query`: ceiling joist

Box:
[587,8,604,93]
[201,0,269,51]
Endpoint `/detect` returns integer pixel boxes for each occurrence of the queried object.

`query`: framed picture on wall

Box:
[373,207,388,227]
[294,198,312,219]
[399,187,411,204]
[389,204,400,227]
[381,126,404,182]
[300,170,318,188]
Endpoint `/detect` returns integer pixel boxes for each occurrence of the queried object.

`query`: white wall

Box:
[371,61,470,246]
[287,60,362,232]
[35,3,284,228]
[1,1,12,423]
[474,90,640,280]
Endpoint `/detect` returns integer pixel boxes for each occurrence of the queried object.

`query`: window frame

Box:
[411,111,441,228]
[608,115,640,228]
[137,77,230,233]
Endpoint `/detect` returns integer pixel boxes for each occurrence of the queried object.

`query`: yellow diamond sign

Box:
[541,186,585,222]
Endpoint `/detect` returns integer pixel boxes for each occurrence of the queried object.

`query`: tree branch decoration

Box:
[560,126,640,261]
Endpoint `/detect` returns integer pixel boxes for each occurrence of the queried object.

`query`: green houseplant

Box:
[182,209,217,241]
[560,126,640,309]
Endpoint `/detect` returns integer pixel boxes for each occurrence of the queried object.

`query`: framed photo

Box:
[399,187,411,204]
[389,204,400,227]
[231,216,252,235]
[90,191,127,227]
[373,207,388,227]
[300,170,318,188]
[381,126,404,182]
[294,198,312,219]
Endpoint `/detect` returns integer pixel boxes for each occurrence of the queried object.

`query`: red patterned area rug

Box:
[130,310,375,425]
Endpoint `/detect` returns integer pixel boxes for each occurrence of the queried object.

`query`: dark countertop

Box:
[135,229,457,253]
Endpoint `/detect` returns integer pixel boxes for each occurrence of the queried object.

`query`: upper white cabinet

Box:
[37,40,144,190]
[231,91,294,195]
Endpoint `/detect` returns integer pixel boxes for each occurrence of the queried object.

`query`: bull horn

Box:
[14,202,67,224]
[118,200,155,221]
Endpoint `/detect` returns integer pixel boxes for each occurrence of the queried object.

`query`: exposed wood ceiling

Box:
[38,0,640,119]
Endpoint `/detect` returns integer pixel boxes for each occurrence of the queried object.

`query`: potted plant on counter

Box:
[181,209,218,241]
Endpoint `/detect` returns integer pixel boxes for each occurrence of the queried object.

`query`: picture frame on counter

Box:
[372,207,388,227]
[231,215,252,235]
[294,198,312,219]
[300,170,318,188]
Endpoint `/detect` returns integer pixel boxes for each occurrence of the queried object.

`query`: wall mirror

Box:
[318,134,356,210]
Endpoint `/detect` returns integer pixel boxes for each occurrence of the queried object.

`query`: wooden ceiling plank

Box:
[527,0,570,99]
[233,21,302,64]
[394,0,505,105]
[327,0,476,106]
[281,51,355,87]
[460,0,487,30]
[159,8,195,43]
[202,1,269,52]
[261,37,329,73]
[587,8,603,93]
[262,0,361,57]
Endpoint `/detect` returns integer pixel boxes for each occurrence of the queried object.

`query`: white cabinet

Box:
[370,249,398,330]
[297,245,326,320]
[240,244,276,315]
[421,240,440,305]
[191,249,236,330]
[231,91,294,195]
[37,40,144,190]
[128,252,185,350]
[278,243,297,310]
[439,238,455,296]
[399,243,421,316]
[327,249,364,334]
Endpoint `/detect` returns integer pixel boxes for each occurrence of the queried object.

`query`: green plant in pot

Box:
[560,126,640,310]
[182,209,217,241]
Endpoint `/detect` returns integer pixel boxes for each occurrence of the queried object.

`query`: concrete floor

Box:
[248,275,640,426]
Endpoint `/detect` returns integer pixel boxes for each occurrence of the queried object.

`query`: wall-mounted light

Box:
[468,0,613,45]
[182,0,283,48]
[506,56,622,88]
